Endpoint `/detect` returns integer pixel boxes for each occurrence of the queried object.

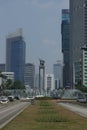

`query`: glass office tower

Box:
[6,29,26,84]
[53,61,63,89]
[61,9,70,88]
[24,63,35,89]
[70,0,87,87]
[0,64,5,72]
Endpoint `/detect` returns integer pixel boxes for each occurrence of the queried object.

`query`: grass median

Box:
[1,99,87,130]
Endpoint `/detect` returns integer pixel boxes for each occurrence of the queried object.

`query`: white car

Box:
[20,97,34,102]
[0,96,9,104]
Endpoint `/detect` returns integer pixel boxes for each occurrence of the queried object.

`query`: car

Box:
[20,97,30,102]
[8,95,14,101]
[77,97,87,103]
[20,97,35,102]
[0,96,9,104]
[14,95,20,100]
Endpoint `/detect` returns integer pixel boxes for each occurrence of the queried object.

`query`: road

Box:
[0,101,30,129]
[58,102,87,118]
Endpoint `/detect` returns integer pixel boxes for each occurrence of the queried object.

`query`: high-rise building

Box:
[0,64,5,72]
[45,74,54,92]
[6,29,26,84]
[24,63,35,89]
[53,61,63,89]
[81,45,87,86]
[73,61,81,85]
[70,0,86,87]
[2,72,14,82]
[61,9,71,88]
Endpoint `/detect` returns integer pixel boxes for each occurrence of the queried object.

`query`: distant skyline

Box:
[0,0,69,73]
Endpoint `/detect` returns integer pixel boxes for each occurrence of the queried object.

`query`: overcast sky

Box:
[0,0,69,73]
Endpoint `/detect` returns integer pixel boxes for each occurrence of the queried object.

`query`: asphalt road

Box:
[58,102,87,118]
[0,101,30,129]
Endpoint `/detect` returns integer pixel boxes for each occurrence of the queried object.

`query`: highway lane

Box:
[58,102,87,118]
[0,101,30,129]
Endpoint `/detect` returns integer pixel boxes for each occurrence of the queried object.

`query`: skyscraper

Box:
[24,63,35,89]
[81,45,87,87]
[61,9,71,88]
[45,74,54,94]
[6,29,26,84]
[0,64,5,72]
[53,61,63,89]
[70,0,86,87]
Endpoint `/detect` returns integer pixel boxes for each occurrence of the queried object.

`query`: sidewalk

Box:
[58,102,87,118]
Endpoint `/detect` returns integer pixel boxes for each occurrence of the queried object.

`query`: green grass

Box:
[1,100,87,130]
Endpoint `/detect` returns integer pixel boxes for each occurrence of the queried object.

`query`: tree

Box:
[12,80,25,89]
[0,72,7,95]
[6,79,13,89]
[75,80,87,93]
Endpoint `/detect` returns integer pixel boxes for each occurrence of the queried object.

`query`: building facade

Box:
[2,72,14,81]
[53,61,63,89]
[45,74,54,93]
[73,61,82,86]
[61,9,71,88]
[6,29,26,84]
[70,0,86,87]
[81,45,87,86]
[24,63,35,90]
[0,64,5,72]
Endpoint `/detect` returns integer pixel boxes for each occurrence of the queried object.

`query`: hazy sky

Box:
[0,0,69,73]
